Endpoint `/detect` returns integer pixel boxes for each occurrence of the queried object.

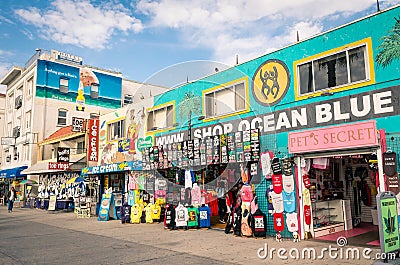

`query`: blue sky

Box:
[0,0,398,93]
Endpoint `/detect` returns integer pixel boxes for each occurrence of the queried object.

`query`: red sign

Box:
[88,118,99,162]
[48,162,70,170]
[288,121,378,153]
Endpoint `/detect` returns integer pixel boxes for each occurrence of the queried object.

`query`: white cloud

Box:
[15,0,143,50]
[137,0,377,65]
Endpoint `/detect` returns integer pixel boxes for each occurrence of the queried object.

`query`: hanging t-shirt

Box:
[187,206,199,227]
[241,211,253,237]
[191,185,202,206]
[303,174,311,189]
[198,205,211,228]
[130,204,142,224]
[151,203,161,220]
[164,204,176,229]
[282,175,294,193]
[272,174,283,194]
[271,157,282,175]
[128,173,138,190]
[265,187,274,212]
[251,209,267,237]
[185,170,194,189]
[304,205,311,225]
[241,185,254,203]
[138,174,146,190]
[274,212,285,232]
[240,165,249,184]
[145,204,154,223]
[302,189,311,206]
[270,191,284,213]
[260,152,272,178]
[128,190,135,206]
[282,191,296,213]
[286,212,298,232]
[175,204,189,227]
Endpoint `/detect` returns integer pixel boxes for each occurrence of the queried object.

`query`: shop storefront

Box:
[289,121,386,245]
[0,166,28,207]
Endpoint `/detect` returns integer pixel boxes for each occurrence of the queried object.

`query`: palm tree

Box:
[376,17,400,68]
[178,92,201,122]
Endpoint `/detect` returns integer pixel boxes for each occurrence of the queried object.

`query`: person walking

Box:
[7,187,16,213]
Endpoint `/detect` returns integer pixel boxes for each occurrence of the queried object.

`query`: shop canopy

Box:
[0,166,28,179]
[21,154,86,175]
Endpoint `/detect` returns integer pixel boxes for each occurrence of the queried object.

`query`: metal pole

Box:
[188,110,192,141]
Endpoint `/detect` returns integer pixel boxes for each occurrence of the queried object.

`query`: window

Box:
[57,109,67,126]
[26,77,33,97]
[25,111,32,129]
[204,81,246,117]
[90,113,99,119]
[59,77,69,93]
[24,144,30,161]
[15,95,23,109]
[107,120,125,140]
[77,141,85,154]
[297,43,369,97]
[90,84,99,99]
[147,105,174,131]
[124,94,133,106]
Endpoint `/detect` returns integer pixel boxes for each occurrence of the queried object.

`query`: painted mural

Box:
[98,98,154,165]
[376,16,400,68]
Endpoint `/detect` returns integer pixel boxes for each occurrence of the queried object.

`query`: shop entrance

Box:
[306,153,380,246]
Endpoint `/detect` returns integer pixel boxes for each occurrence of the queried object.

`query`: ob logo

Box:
[252,59,290,106]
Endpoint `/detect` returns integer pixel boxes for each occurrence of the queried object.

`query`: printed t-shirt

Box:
[151,203,161,220]
[241,185,254,203]
[198,205,211,228]
[272,174,283,194]
[282,191,296,213]
[304,205,311,225]
[130,204,142,224]
[286,212,298,232]
[145,204,154,223]
[187,206,199,227]
[282,175,294,193]
[274,212,284,232]
[175,205,188,227]
[302,189,311,206]
[270,191,284,213]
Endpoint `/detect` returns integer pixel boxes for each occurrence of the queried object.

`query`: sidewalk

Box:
[0,205,388,264]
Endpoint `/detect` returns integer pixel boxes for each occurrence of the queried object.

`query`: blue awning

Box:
[0,166,28,179]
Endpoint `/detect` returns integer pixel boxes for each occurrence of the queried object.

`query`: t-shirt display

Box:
[282,191,296,213]
[164,204,176,229]
[251,209,267,237]
[198,205,211,228]
[187,206,199,228]
[175,204,189,227]
[145,203,154,223]
[130,204,142,224]
[151,202,161,220]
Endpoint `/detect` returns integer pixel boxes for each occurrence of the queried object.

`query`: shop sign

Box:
[137,136,153,151]
[57,147,70,162]
[1,137,15,146]
[155,87,399,146]
[377,192,400,254]
[48,162,70,171]
[383,152,399,194]
[118,139,130,152]
[88,118,99,162]
[288,121,378,154]
[81,161,142,175]
[72,117,84,132]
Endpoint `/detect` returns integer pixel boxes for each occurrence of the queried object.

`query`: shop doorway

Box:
[307,154,380,246]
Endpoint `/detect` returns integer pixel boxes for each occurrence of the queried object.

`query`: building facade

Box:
[85,5,400,241]
[0,49,123,181]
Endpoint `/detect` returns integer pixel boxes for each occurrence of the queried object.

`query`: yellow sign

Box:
[252,59,290,106]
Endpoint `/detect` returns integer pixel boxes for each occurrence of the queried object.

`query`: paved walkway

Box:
[0,206,390,264]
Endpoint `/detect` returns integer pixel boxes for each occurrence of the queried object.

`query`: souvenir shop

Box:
[289,121,386,246]
[139,129,261,228]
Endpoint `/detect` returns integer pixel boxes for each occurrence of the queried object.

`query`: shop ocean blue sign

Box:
[81,161,142,175]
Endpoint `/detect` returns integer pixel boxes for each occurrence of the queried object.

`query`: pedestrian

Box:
[8,187,16,213]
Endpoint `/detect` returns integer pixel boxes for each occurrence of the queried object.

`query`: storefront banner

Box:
[383,153,399,194]
[88,118,99,162]
[48,162,70,171]
[154,87,399,146]
[377,192,400,254]
[81,161,142,175]
[288,121,378,153]
[72,117,84,132]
